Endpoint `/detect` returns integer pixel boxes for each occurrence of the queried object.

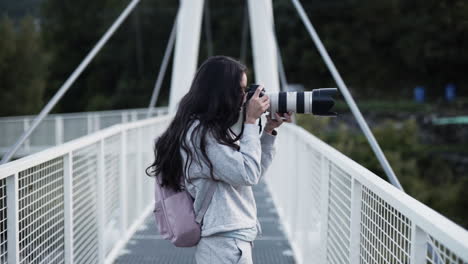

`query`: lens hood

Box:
[311,88,338,116]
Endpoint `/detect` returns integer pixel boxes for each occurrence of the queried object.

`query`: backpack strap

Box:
[195,181,217,224]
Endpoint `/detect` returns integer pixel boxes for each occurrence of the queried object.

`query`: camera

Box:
[245,84,338,117]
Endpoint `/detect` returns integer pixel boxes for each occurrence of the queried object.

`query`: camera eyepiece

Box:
[245,84,265,101]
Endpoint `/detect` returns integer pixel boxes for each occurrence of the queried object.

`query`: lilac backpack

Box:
[153,174,217,247]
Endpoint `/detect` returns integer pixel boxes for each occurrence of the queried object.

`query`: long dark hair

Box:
[146,56,247,192]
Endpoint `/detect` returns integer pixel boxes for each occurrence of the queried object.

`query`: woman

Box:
[148,56,292,263]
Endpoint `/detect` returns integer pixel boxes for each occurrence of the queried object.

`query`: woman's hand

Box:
[264,111,293,134]
[245,86,269,124]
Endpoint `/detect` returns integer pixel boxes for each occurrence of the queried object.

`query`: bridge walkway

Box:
[115,180,296,263]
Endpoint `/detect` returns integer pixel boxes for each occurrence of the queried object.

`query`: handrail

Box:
[267,123,468,264]
[0,115,171,179]
[0,107,168,157]
[0,114,173,263]
[0,107,167,121]
[1,115,467,263]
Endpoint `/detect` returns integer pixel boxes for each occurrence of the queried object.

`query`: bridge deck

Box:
[115,180,296,263]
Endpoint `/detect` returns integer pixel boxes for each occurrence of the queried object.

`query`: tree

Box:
[0,16,48,116]
[0,0,44,19]
[273,0,468,99]
[40,0,179,113]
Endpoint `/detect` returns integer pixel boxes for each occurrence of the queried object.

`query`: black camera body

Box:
[245,84,265,101]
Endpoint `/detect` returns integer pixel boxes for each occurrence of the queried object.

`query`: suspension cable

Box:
[146,13,178,118]
[1,0,142,164]
[289,0,403,190]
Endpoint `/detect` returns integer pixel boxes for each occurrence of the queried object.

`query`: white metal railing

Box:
[266,123,468,264]
[0,107,168,157]
[0,115,172,264]
[1,114,468,264]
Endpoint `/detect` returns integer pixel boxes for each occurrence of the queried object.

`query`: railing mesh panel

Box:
[0,120,24,147]
[301,144,322,260]
[29,118,55,147]
[126,128,138,227]
[327,164,352,264]
[72,144,99,264]
[104,134,121,254]
[427,236,468,264]
[18,157,65,264]
[0,107,168,157]
[100,115,122,129]
[0,178,7,263]
[141,125,154,207]
[360,185,412,264]
[308,147,321,221]
[64,117,88,142]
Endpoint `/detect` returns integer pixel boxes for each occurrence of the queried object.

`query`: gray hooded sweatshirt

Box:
[182,120,276,238]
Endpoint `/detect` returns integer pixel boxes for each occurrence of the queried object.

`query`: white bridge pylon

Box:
[168,0,280,114]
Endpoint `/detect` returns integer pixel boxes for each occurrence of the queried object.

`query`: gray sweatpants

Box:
[195,236,254,264]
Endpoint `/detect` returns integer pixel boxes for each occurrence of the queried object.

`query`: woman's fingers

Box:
[261,99,270,106]
[252,85,264,99]
[246,89,268,120]
[260,97,270,111]
[247,91,270,122]
[274,112,283,122]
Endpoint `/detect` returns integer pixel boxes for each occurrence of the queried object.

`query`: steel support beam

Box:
[247,0,280,93]
[168,0,205,113]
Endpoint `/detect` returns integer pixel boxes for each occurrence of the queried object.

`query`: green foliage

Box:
[3,0,468,115]
[0,16,48,116]
[334,100,434,113]
[40,0,179,112]
[0,0,43,18]
[297,115,468,228]
[274,0,468,99]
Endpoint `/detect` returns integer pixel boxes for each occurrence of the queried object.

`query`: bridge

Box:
[1,0,468,263]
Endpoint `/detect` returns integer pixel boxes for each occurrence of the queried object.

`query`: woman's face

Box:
[240,72,247,104]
